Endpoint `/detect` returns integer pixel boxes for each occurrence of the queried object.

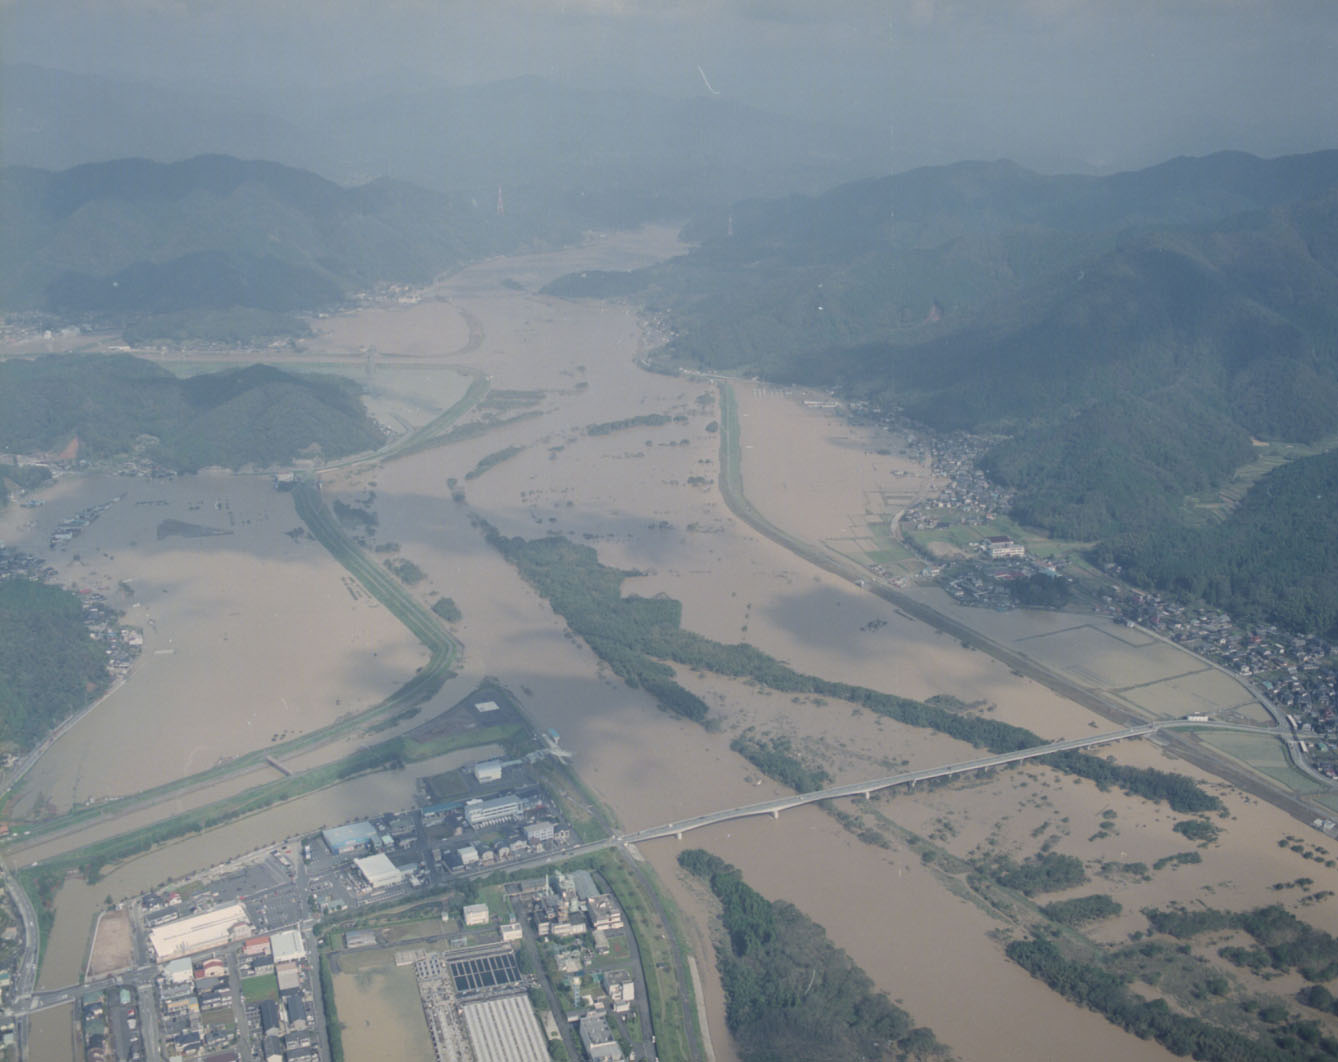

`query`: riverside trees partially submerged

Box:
[678,848,949,1061]
[486,524,1222,814]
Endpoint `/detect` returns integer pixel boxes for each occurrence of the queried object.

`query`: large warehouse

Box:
[322,821,378,855]
[270,928,305,963]
[354,853,404,890]
[461,993,549,1062]
[149,904,253,961]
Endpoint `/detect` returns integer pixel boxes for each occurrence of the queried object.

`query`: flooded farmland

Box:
[9,227,1338,1060]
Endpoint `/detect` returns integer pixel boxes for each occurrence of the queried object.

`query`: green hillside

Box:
[0,354,385,471]
[884,194,1338,537]
[629,150,1338,381]
[0,579,110,750]
[630,158,1333,488]
[1104,449,1338,638]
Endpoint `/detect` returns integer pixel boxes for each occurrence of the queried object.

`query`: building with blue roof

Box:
[321,821,378,855]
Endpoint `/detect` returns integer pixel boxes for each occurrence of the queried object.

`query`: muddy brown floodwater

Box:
[27,1002,76,1062]
[1,474,424,817]
[13,226,1338,1060]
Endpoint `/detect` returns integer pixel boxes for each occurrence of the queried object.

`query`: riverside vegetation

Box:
[999,899,1338,1060]
[1006,933,1338,1061]
[486,525,1220,815]
[1143,903,1338,983]
[678,849,948,1061]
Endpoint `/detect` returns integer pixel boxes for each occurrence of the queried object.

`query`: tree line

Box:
[729,733,830,793]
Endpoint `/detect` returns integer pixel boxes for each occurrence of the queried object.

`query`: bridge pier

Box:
[675,831,683,841]
[863,791,872,800]
[771,809,780,819]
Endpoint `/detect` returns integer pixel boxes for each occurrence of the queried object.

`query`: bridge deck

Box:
[627,721,1280,843]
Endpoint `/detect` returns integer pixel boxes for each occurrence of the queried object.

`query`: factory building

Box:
[354,853,404,890]
[461,994,549,1062]
[984,535,1025,559]
[149,904,254,962]
[604,970,635,1013]
[464,794,523,830]
[587,895,623,933]
[580,1013,624,1061]
[243,936,271,958]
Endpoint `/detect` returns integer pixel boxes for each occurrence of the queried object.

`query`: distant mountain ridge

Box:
[1,64,307,174]
[3,64,893,215]
[634,146,1338,438]
[0,154,576,329]
[681,150,1338,262]
[572,151,1338,397]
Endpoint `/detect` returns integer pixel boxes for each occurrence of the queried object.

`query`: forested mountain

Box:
[635,150,1338,381]
[0,154,575,331]
[595,152,1338,539]
[0,355,384,470]
[856,190,1338,538]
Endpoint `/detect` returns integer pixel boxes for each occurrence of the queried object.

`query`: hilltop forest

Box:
[0,579,110,750]
[0,354,385,471]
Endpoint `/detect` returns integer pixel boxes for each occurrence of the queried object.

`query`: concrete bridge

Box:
[624,720,1277,843]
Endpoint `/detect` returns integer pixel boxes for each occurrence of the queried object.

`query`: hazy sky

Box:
[3,0,1336,173]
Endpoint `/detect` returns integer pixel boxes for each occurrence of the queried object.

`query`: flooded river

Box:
[12,227,1336,1059]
